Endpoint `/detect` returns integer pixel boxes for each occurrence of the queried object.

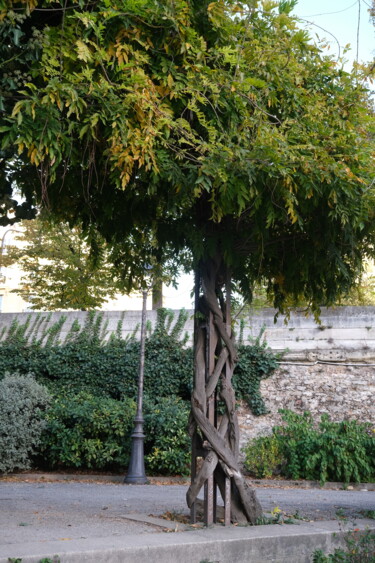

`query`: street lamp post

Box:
[124,287,148,484]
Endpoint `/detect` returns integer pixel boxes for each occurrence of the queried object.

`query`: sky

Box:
[292,0,374,66]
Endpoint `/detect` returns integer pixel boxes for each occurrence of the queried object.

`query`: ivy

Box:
[234,326,281,415]
[0,310,278,414]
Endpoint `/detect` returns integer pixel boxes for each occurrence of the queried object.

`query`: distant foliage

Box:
[243,410,375,485]
[0,373,51,473]
[1,216,119,311]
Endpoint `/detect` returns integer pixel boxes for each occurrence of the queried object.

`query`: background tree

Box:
[1,215,119,310]
[1,0,374,524]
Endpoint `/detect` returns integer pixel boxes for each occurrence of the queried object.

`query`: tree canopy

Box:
[1,0,374,310]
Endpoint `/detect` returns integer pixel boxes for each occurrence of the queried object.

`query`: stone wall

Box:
[237,361,375,447]
[0,307,374,442]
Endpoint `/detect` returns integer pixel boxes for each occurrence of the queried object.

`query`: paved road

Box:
[1,480,374,547]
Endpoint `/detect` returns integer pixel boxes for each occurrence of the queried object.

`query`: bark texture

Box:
[187,255,263,525]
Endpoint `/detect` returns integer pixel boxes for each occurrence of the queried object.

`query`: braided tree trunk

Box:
[186,255,263,525]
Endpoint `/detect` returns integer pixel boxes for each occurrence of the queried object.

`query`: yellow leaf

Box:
[76,40,92,62]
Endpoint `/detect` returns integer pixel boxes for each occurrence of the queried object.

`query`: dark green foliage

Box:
[39,392,136,471]
[0,311,280,474]
[233,328,280,415]
[0,373,51,473]
[39,392,190,475]
[144,396,191,476]
[0,310,193,401]
[0,310,275,413]
[244,410,375,484]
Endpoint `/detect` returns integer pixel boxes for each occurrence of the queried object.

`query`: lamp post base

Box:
[124,415,148,484]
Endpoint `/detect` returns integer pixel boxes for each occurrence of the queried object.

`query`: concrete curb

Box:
[1,519,374,563]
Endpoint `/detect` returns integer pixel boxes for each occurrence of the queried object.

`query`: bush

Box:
[0,312,282,475]
[144,396,191,475]
[39,392,191,475]
[0,373,51,473]
[274,410,375,484]
[40,392,136,471]
[0,311,279,415]
[243,410,375,484]
[242,434,285,479]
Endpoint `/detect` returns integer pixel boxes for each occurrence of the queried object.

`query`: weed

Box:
[256,506,296,525]
[312,525,375,562]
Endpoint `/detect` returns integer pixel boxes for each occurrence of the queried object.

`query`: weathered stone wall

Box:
[238,361,375,447]
[0,307,374,443]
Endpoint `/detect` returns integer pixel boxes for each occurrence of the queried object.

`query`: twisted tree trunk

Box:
[187,255,263,525]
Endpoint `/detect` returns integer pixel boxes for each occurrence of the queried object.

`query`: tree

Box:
[1,0,374,524]
[0,215,120,310]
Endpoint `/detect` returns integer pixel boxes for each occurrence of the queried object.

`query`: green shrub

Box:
[0,311,280,418]
[0,312,282,475]
[144,396,191,475]
[40,392,136,471]
[273,410,375,484]
[0,373,51,473]
[242,410,375,484]
[272,410,318,480]
[39,393,190,475]
[242,434,285,478]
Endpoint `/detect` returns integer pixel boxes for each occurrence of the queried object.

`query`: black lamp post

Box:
[124,287,148,484]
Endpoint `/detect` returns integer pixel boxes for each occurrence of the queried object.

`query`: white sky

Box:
[292,0,374,66]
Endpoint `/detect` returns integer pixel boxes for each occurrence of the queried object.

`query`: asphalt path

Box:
[1,480,374,548]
